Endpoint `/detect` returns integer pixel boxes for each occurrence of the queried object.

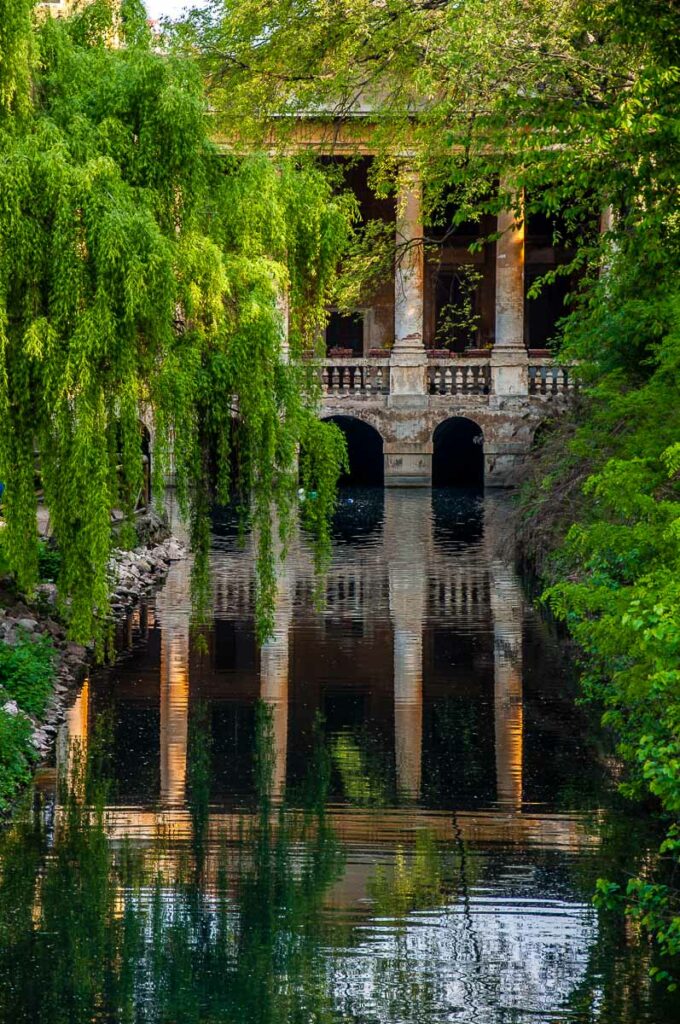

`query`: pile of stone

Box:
[109,536,186,617]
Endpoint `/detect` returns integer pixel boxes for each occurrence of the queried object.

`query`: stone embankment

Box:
[0,513,186,761]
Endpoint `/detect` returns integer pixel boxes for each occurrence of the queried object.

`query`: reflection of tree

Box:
[0,706,346,1024]
[368,830,459,918]
[331,730,392,807]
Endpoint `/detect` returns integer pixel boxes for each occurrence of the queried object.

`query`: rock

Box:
[2,700,19,717]
[165,541,184,561]
[36,583,58,606]
[16,617,39,632]
[65,642,87,660]
[45,619,66,639]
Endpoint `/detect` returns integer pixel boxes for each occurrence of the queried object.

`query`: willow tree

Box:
[0,0,352,649]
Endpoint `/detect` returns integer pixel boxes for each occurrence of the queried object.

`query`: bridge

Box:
[318,350,573,487]
[301,165,579,488]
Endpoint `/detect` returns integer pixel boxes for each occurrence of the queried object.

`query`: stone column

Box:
[385,167,431,485]
[390,166,427,399]
[491,186,528,398]
[486,496,524,810]
[277,281,290,364]
[158,556,191,807]
[57,678,90,795]
[385,489,431,800]
[259,562,292,802]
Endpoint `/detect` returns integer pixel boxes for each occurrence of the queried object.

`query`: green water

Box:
[0,489,677,1023]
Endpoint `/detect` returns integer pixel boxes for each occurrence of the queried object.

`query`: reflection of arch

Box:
[140,421,152,507]
[323,416,384,486]
[432,417,484,488]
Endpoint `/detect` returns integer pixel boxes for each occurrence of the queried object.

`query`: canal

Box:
[0,489,677,1023]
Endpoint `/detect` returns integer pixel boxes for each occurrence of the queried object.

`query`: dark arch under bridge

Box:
[323,415,385,487]
[432,416,484,488]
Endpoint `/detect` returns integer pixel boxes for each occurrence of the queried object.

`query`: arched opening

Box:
[325,416,384,487]
[140,422,151,507]
[432,417,484,488]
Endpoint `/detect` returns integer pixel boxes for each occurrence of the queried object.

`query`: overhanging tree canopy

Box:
[0,0,353,648]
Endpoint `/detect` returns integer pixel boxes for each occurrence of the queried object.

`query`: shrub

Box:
[0,634,56,718]
[0,711,35,811]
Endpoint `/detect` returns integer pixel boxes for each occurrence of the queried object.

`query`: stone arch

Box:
[432,416,484,488]
[139,419,152,506]
[322,414,385,486]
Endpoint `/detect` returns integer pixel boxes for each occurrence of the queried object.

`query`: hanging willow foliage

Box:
[0,0,354,650]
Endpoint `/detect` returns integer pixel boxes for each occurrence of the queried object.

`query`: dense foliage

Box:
[176,0,680,985]
[0,632,55,809]
[0,0,354,650]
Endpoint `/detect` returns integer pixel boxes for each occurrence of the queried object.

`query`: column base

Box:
[490,346,529,398]
[389,347,427,397]
[384,446,432,487]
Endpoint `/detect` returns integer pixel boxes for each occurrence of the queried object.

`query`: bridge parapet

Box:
[320,357,390,397]
[427,356,491,396]
[528,356,578,396]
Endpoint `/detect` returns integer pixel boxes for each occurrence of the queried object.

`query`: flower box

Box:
[327,347,355,358]
[528,348,552,358]
[368,348,390,358]
[463,347,492,357]
[426,348,451,359]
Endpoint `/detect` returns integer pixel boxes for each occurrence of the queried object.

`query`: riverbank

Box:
[514,388,680,985]
[0,512,187,812]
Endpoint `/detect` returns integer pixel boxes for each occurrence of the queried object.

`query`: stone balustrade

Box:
[528,359,577,396]
[321,358,390,397]
[427,358,491,396]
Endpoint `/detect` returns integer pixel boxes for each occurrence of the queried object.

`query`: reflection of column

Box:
[486,496,524,810]
[57,679,90,791]
[492,183,528,397]
[158,557,190,807]
[385,490,431,800]
[259,562,292,801]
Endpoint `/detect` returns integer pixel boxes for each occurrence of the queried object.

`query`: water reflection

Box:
[2,488,677,1023]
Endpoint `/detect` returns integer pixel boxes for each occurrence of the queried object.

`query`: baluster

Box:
[462,366,469,394]
[441,367,450,394]
[376,367,384,393]
[528,365,536,395]
[365,364,372,395]
[540,366,548,395]
[332,366,340,395]
[322,366,330,394]
[455,366,464,393]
